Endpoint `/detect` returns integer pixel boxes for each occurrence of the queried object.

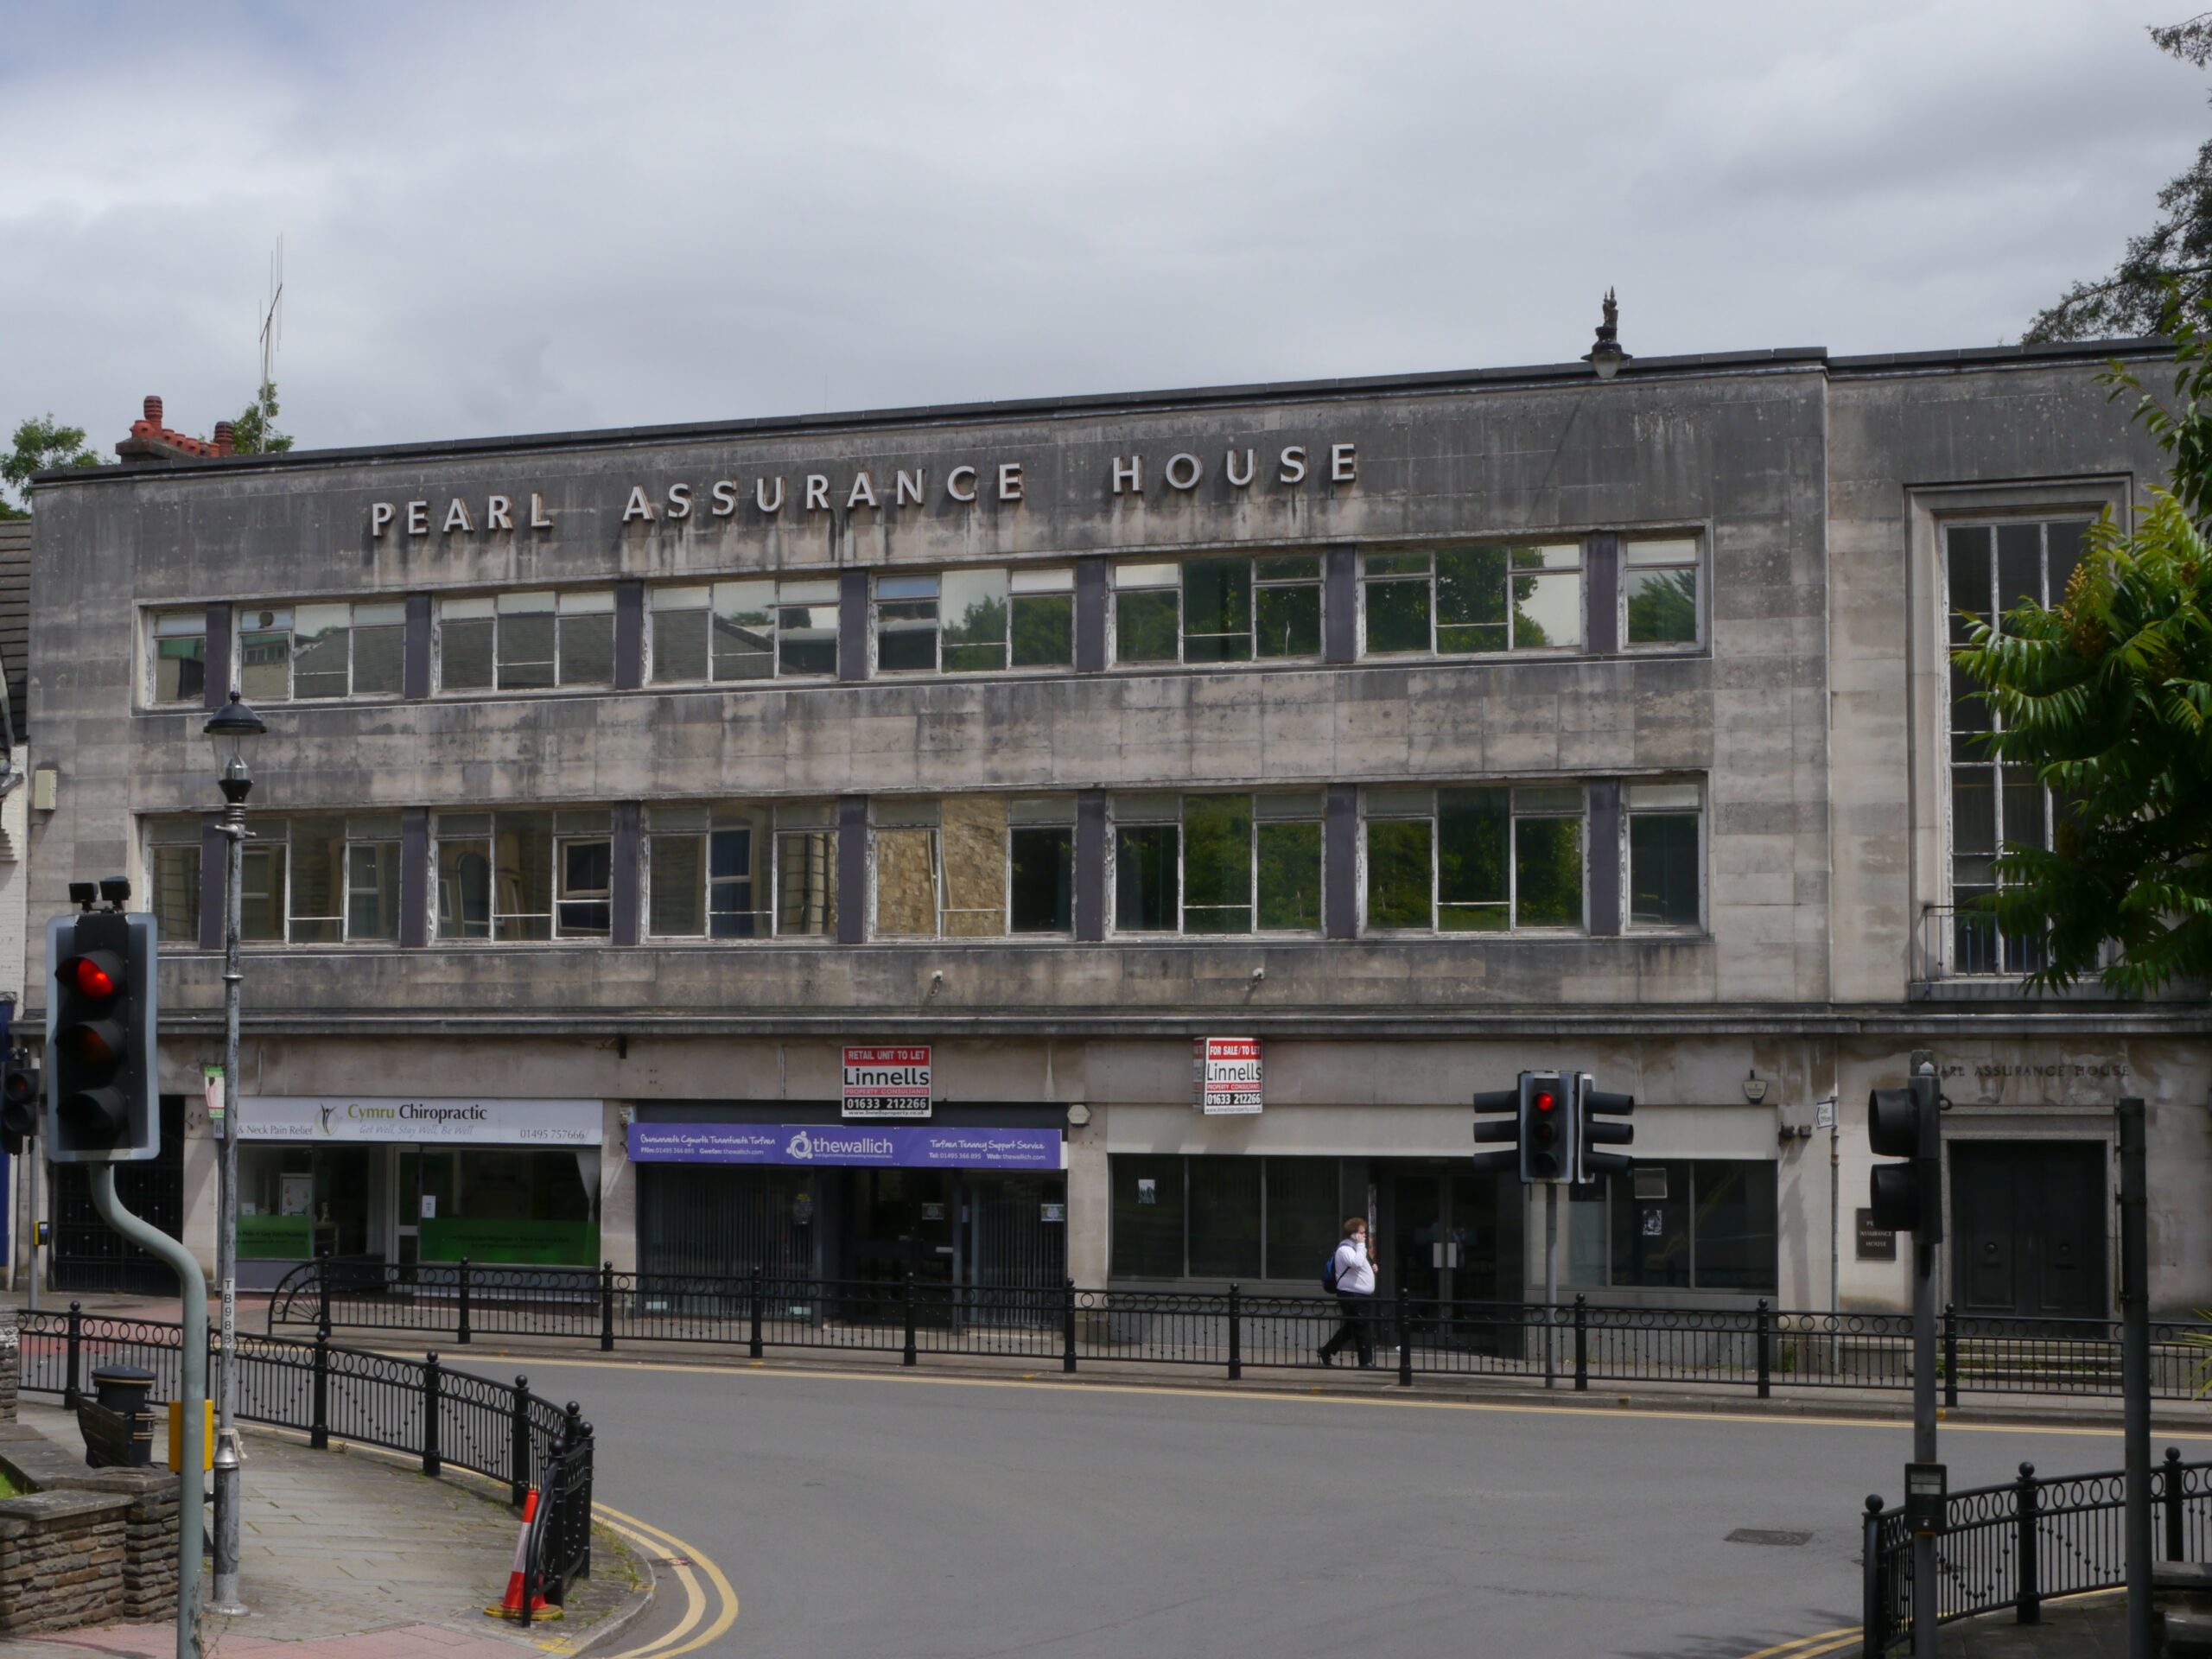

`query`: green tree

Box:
[226,381,293,454]
[0,415,103,518]
[1950,298,2212,992]
[2026,16,2212,342]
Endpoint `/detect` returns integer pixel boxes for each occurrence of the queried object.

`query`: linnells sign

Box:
[842,1046,931,1120]
[1193,1038,1263,1116]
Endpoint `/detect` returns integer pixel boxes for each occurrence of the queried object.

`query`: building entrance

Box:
[1383,1166,1517,1312]
[1949,1141,2107,1319]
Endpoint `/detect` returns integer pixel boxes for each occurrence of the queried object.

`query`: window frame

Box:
[234,600,410,703]
[1618,535,1705,652]
[1357,784,1589,937]
[1105,791,1326,938]
[645,577,840,685]
[639,802,840,942]
[434,587,620,695]
[232,814,406,947]
[1620,779,1706,934]
[1108,1154,1346,1283]
[869,566,1077,677]
[1564,1158,1779,1295]
[1939,515,2094,976]
[1357,541,1587,659]
[864,796,1081,941]
[144,818,205,947]
[431,809,610,944]
[146,610,209,708]
[1107,555,1324,670]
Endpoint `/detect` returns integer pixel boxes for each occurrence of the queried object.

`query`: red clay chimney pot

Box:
[144,396,162,425]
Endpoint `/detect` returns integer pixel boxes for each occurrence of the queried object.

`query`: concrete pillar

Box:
[599,1101,637,1273]
[1065,1113,1109,1286]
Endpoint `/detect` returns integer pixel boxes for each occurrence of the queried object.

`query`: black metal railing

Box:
[519,1408,594,1627]
[20,1302,590,1516]
[1861,1447,2212,1654]
[264,1258,2212,1402]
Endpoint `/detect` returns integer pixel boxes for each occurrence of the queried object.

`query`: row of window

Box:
[145,537,1706,705]
[143,780,1706,946]
[1106,1154,1777,1293]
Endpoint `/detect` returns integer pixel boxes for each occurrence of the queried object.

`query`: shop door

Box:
[845,1169,956,1288]
[1950,1141,2107,1319]
[969,1174,1067,1323]
[1393,1173,1502,1312]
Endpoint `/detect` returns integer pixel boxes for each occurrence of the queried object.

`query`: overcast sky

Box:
[2,2,2203,457]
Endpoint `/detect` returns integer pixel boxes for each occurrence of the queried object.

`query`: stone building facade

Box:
[21,339,2209,1319]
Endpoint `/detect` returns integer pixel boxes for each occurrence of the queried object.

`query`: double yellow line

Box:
[1737,1628,1859,1659]
[551,1502,738,1659]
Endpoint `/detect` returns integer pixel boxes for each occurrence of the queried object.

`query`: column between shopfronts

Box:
[836,796,868,944]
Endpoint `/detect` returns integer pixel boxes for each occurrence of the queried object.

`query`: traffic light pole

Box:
[1542,1184,1559,1389]
[89,1163,204,1659]
[211,791,247,1616]
[1911,1231,1937,1658]
[2119,1096,2152,1659]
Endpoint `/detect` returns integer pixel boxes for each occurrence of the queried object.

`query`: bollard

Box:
[2014,1463,2040,1624]
[64,1300,83,1408]
[423,1352,443,1478]
[309,1334,330,1450]
[457,1258,473,1345]
[2166,1446,2187,1562]
[1862,1494,1888,1657]
[748,1267,765,1360]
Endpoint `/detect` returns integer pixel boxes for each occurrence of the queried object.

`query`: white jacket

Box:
[1332,1237,1376,1295]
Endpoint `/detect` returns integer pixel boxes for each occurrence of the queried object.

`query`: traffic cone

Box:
[485,1487,560,1620]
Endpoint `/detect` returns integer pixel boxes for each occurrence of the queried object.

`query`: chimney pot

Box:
[143,396,162,426]
[213,421,235,456]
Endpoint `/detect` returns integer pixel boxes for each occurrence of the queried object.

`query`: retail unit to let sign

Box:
[842,1046,932,1119]
[1193,1037,1263,1115]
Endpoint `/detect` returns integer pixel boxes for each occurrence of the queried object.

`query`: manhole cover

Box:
[1726,1529,1812,1548]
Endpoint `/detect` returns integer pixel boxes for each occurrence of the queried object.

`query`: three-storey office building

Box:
[26,339,2212,1316]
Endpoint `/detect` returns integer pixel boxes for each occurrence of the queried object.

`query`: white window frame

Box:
[1356,542,1586,659]
[869,566,1077,677]
[640,802,838,941]
[1619,779,1706,934]
[235,600,409,702]
[433,588,618,695]
[1105,791,1327,938]
[238,814,406,946]
[1357,784,1589,936]
[143,817,204,947]
[645,578,838,684]
[146,609,209,708]
[1107,555,1325,670]
[1618,535,1705,652]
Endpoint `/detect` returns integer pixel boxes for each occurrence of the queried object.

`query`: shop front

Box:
[627,1106,1068,1296]
[234,1096,604,1287]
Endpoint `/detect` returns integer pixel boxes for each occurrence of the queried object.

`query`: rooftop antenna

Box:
[257,236,284,442]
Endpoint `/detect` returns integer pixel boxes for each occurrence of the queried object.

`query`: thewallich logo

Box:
[785,1130,815,1160]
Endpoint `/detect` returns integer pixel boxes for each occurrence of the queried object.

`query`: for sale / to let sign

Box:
[1193,1037,1263,1115]
[842,1046,933,1119]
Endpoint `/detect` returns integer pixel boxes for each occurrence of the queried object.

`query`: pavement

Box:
[0,1402,648,1659]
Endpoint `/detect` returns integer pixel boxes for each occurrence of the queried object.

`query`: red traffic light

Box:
[1534,1090,1557,1112]
[58,952,121,1002]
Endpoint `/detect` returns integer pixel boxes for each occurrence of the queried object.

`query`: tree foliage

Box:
[226,381,293,455]
[0,415,103,518]
[1952,297,2212,992]
[2026,15,2212,343]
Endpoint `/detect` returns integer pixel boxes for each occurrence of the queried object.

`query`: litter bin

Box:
[86,1363,157,1467]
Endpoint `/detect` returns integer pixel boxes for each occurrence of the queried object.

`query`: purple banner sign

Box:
[626,1122,1065,1171]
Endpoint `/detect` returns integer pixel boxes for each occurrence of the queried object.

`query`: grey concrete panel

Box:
[197,813,224,952]
[1322,546,1356,664]
[837,569,867,683]
[399,805,429,948]
[614,582,645,690]
[836,795,866,944]
[202,602,231,709]
[403,594,432,701]
[613,800,641,947]
[1075,558,1107,673]
[1587,779,1621,935]
[1075,791,1105,943]
[1324,784,1357,940]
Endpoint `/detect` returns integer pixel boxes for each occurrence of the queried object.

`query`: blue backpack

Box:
[1321,1249,1341,1293]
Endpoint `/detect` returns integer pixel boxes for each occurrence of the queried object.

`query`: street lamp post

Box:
[203,691,264,1619]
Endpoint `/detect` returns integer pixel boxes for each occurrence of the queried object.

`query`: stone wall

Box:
[0,1429,178,1632]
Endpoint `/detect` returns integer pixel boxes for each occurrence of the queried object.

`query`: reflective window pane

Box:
[497,613,557,690]
[353,622,405,695]
[1689,1162,1777,1293]
[1255,582,1321,658]
[437,839,493,939]
[347,841,402,940]
[652,608,709,683]
[876,599,939,673]
[1511,569,1582,651]
[1009,593,1073,668]
[1010,826,1074,932]
[1115,824,1179,930]
[1515,815,1582,928]
[712,583,776,680]
[1629,814,1699,927]
[440,618,495,691]
[1182,795,1253,934]
[1180,557,1252,664]
[778,605,838,677]
[1116,589,1179,664]
[1625,567,1699,645]
[559,613,615,687]
[1436,787,1509,932]
[1110,1156,1185,1279]
[1364,818,1433,929]
[1364,578,1430,654]
[1255,821,1321,931]
[1187,1159,1262,1279]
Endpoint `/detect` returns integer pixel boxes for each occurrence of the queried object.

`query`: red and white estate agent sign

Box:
[1193,1037,1263,1116]
[842,1046,933,1119]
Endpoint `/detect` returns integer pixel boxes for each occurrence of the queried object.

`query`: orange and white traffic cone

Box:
[485,1487,559,1620]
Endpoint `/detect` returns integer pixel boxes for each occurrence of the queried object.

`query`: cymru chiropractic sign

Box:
[239,1096,604,1147]
[626,1122,1065,1171]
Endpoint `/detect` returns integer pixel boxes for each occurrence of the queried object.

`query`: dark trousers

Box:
[1319,1292,1375,1366]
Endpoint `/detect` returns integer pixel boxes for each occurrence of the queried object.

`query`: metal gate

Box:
[51,1096,185,1294]
[971,1174,1065,1295]
[638,1164,815,1280]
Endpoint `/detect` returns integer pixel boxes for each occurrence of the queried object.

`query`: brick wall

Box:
[0,1427,178,1632]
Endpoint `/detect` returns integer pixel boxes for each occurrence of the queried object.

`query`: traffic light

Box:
[1867,1070,1943,1240]
[1471,1084,1520,1173]
[1519,1071,1571,1183]
[45,907,158,1163]
[1,1048,40,1156]
[1575,1074,1635,1181]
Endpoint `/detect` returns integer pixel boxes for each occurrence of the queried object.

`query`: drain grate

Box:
[1726,1529,1812,1547]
